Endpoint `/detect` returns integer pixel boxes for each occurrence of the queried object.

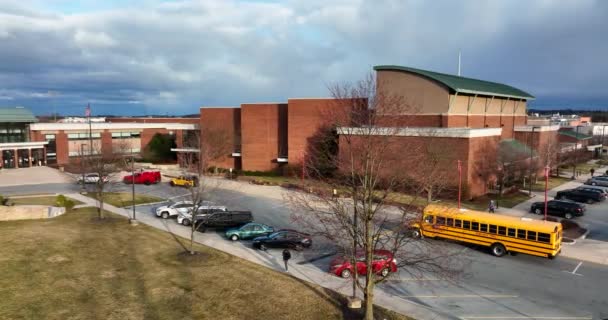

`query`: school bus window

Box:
[527,231,537,241]
[538,233,550,243]
[517,229,526,239]
[472,222,479,231]
[498,226,506,235]
[447,218,454,226]
[463,220,470,229]
[489,225,497,234]
[507,228,515,237]
[436,217,446,225]
[455,219,462,228]
[480,224,488,232]
[424,215,434,224]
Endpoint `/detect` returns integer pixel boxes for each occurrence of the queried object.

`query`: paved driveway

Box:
[0,167,72,187]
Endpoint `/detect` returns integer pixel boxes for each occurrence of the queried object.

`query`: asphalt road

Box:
[4,179,608,319]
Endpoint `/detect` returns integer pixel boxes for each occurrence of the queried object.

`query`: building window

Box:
[45,134,56,140]
[111,132,140,139]
[67,132,101,140]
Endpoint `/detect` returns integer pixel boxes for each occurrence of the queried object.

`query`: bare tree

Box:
[79,140,130,219]
[177,130,229,255]
[288,73,463,320]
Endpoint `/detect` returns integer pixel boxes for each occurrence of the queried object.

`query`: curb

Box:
[123,200,168,209]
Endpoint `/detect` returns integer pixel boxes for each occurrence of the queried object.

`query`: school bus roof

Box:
[424,204,561,233]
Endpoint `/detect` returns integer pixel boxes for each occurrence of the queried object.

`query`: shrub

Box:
[0,195,8,206]
[55,195,76,211]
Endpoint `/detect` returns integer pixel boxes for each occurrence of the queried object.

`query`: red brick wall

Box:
[287,98,351,164]
[338,133,496,198]
[101,130,113,159]
[241,103,282,171]
[109,117,199,124]
[378,115,443,127]
[200,107,239,169]
[56,130,69,165]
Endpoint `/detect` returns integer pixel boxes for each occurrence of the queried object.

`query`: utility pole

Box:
[80,144,87,194]
[130,154,138,225]
[528,126,539,196]
[572,125,582,179]
[458,50,462,76]
[544,166,549,221]
[457,160,462,209]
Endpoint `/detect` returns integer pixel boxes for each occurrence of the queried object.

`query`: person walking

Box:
[590,168,595,177]
[282,249,292,272]
[488,200,496,213]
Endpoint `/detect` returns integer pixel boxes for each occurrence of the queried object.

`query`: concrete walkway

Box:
[67,192,451,320]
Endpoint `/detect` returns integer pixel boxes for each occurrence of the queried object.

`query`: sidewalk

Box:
[67,192,452,320]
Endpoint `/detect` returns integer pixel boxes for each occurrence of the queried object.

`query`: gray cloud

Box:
[0,0,606,115]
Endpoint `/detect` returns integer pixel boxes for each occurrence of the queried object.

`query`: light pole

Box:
[544,165,549,221]
[80,144,87,194]
[602,125,607,158]
[528,126,540,196]
[572,125,583,179]
[457,160,462,209]
[129,155,138,225]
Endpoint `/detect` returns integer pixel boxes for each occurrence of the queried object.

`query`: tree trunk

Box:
[364,281,375,320]
[364,217,375,320]
[427,186,433,203]
[190,223,195,255]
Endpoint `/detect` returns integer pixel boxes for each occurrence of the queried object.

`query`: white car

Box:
[77,173,108,184]
[176,205,227,226]
[155,201,194,219]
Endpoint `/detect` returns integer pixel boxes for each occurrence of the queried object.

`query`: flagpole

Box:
[88,104,93,160]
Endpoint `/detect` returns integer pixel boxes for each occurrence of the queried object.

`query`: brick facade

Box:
[200,107,240,169]
[240,103,284,172]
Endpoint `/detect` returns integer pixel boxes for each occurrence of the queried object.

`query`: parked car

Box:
[155,201,194,219]
[530,200,586,219]
[176,205,227,225]
[193,211,253,231]
[252,229,312,251]
[555,188,606,204]
[123,171,161,185]
[576,185,608,196]
[77,173,108,184]
[225,222,274,241]
[170,175,199,187]
[329,250,398,279]
[585,176,608,187]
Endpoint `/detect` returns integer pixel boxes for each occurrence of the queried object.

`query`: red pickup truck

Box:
[122,171,161,185]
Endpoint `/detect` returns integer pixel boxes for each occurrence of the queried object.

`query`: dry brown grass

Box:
[0,207,410,320]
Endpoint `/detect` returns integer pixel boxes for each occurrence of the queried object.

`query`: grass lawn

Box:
[86,192,164,207]
[459,193,531,211]
[0,208,408,320]
[532,176,572,192]
[7,196,83,206]
[560,162,602,173]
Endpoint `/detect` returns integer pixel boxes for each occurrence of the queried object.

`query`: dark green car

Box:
[225,223,274,241]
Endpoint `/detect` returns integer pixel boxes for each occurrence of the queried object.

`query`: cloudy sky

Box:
[0,0,606,116]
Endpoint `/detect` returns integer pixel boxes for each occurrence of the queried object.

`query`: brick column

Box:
[28,149,32,167]
[0,150,3,169]
[14,149,18,168]
[43,147,47,165]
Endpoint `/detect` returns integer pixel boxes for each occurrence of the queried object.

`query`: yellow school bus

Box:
[413,204,562,259]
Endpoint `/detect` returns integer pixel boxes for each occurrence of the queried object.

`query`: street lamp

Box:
[129,154,138,225]
[80,144,87,194]
[602,125,607,158]
[572,125,584,179]
[528,126,540,196]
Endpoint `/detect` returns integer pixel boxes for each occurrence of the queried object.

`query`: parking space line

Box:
[562,261,584,276]
[387,278,442,281]
[401,294,517,299]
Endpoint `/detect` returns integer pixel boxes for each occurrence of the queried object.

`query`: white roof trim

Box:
[30,122,198,131]
[171,148,199,153]
[0,141,49,150]
[514,125,560,132]
[337,127,502,138]
[456,89,534,101]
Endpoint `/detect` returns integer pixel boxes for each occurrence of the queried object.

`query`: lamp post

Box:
[544,165,549,221]
[80,144,87,194]
[528,126,540,196]
[457,160,462,209]
[129,154,138,225]
[602,125,607,158]
[572,125,583,179]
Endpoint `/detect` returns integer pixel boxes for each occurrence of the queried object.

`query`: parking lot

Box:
[2,168,607,319]
[110,179,607,319]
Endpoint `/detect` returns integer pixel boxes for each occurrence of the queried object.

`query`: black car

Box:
[252,229,312,251]
[576,186,608,196]
[555,188,606,204]
[530,200,585,219]
[194,211,253,231]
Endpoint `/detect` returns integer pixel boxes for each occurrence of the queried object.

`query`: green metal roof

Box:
[558,130,592,140]
[0,107,38,123]
[374,65,535,100]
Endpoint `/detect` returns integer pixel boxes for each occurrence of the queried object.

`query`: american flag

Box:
[85,104,91,117]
